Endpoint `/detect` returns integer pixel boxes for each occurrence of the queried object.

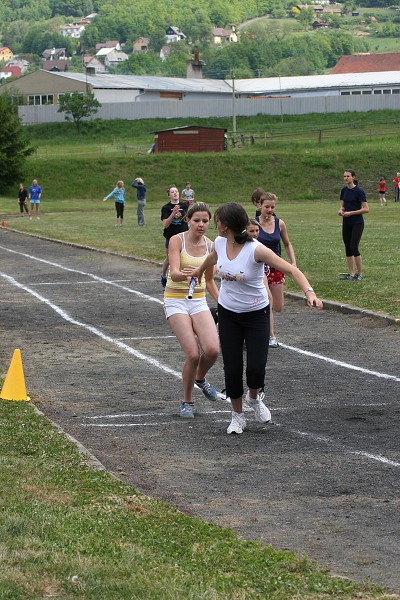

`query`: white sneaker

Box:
[245,391,271,423]
[227,411,246,434]
[269,337,279,348]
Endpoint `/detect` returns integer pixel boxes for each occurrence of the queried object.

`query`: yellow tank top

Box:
[164,233,213,299]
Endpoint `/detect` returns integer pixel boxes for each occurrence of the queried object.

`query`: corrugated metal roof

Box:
[43,69,400,96]
[229,71,400,94]
[48,71,230,93]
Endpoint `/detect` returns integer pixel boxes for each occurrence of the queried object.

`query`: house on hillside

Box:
[212,27,238,44]
[133,37,150,53]
[42,60,68,72]
[42,48,69,61]
[0,47,14,62]
[61,23,85,38]
[332,52,400,74]
[165,26,187,43]
[84,56,106,74]
[95,41,121,51]
[160,45,172,61]
[96,47,128,69]
[0,65,21,80]
[6,59,29,73]
[312,18,329,28]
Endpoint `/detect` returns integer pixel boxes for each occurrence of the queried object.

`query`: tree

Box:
[58,92,101,131]
[0,92,34,193]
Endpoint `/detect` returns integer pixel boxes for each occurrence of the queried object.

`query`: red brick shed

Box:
[153,125,227,153]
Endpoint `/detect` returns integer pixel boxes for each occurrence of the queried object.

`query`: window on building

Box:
[362,90,372,95]
[383,89,391,95]
[28,94,54,105]
[392,89,400,94]
[374,89,382,95]
[340,91,350,95]
[351,91,361,95]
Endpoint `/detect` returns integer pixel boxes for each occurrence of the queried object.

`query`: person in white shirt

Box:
[192,202,323,435]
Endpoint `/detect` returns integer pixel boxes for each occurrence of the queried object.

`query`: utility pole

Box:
[232,69,236,134]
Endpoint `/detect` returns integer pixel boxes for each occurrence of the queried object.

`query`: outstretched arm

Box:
[255,245,322,309]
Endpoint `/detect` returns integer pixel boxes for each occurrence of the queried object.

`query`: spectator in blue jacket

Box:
[103,180,126,227]
[132,177,147,226]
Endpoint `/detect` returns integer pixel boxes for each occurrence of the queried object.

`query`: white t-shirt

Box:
[215,236,269,313]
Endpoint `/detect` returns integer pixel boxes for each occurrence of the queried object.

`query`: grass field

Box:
[2,198,399,318]
[1,113,399,319]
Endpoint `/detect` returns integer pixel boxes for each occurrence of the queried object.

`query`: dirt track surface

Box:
[1,228,400,593]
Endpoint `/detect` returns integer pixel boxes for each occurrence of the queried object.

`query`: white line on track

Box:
[83,416,400,468]
[29,279,133,286]
[0,245,163,305]
[288,427,400,468]
[0,272,180,379]
[279,343,400,382]
[118,336,176,341]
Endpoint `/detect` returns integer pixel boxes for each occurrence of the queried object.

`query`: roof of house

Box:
[332,53,400,74]
[212,27,233,36]
[42,60,68,72]
[42,48,67,59]
[95,41,119,50]
[166,26,186,37]
[153,125,227,133]
[1,65,21,78]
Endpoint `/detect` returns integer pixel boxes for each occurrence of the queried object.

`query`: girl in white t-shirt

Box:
[192,202,323,435]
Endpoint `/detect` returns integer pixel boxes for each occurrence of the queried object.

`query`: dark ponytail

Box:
[214,202,252,245]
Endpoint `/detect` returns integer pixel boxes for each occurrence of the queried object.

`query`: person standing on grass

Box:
[181,181,195,207]
[160,185,189,288]
[393,172,400,203]
[103,180,125,227]
[191,202,323,436]
[17,183,29,216]
[246,218,277,344]
[251,187,264,218]
[164,202,220,419]
[28,179,42,220]
[256,192,296,348]
[378,177,387,206]
[338,169,369,282]
[131,177,146,226]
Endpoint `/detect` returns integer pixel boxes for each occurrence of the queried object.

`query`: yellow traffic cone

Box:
[0,349,30,402]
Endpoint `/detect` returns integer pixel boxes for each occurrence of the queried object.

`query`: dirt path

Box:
[1,229,400,594]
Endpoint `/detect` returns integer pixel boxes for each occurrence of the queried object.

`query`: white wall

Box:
[18,93,400,124]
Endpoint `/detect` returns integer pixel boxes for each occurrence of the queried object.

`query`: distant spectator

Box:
[131,177,147,226]
[103,180,126,227]
[17,183,29,216]
[393,172,400,202]
[181,181,195,206]
[378,177,387,206]
[160,185,189,287]
[28,179,42,220]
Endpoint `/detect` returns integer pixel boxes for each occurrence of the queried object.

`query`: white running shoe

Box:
[227,411,246,434]
[245,391,271,423]
[269,337,279,348]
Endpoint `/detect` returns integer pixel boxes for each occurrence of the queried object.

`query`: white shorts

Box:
[164,297,209,319]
